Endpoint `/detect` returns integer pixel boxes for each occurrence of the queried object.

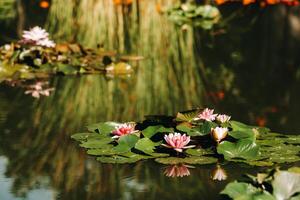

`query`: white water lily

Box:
[36,37,55,48]
[216,114,231,123]
[22,26,49,41]
[212,127,228,143]
[20,26,55,48]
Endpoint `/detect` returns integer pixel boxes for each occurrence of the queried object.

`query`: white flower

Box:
[216,114,231,123]
[22,26,49,42]
[36,38,55,48]
[212,127,228,143]
[20,26,55,48]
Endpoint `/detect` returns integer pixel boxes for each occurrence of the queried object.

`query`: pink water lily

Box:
[164,164,192,178]
[24,81,54,98]
[112,123,138,138]
[196,108,218,122]
[162,133,195,152]
[216,114,231,123]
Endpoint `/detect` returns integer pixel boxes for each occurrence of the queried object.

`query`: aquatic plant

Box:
[221,167,300,200]
[0,27,137,81]
[162,133,195,152]
[20,26,55,48]
[71,108,300,165]
[166,3,221,30]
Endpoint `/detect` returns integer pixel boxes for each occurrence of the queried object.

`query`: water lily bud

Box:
[212,127,228,143]
[216,114,231,123]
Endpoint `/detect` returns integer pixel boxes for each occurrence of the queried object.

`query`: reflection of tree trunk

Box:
[16,0,25,38]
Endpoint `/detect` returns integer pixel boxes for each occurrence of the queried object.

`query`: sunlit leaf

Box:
[217,139,259,160]
[221,181,275,200]
[142,125,173,138]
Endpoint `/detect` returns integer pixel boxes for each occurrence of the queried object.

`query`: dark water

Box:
[1,1,300,199]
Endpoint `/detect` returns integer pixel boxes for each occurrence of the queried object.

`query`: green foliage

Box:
[166,3,221,30]
[71,110,300,165]
[0,43,134,81]
[217,139,259,160]
[142,125,173,138]
[221,167,300,200]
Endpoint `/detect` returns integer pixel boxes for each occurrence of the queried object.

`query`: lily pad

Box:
[221,181,275,200]
[155,156,217,165]
[142,125,173,138]
[217,139,259,160]
[134,138,161,154]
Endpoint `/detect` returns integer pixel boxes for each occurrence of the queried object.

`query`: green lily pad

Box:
[221,181,275,200]
[87,121,120,134]
[142,125,173,138]
[217,139,259,160]
[185,148,214,156]
[96,155,143,164]
[79,137,113,148]
[113,134,139,153]
[175,110,199,122]
[71,132,104,142]
[134,138,161,154]
[155,156,217,165]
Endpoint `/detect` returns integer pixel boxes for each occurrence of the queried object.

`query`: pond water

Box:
[1,1,300,200]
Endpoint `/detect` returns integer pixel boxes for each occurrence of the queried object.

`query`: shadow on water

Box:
[0,0,300,199]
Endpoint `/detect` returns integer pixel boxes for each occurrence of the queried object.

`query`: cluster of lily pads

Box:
[0,26,137,82]
[221,167,300,200]
[166,3,221,30]
[72,108,300,165]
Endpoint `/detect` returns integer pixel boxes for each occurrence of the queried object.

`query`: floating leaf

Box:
[113,134,139,153]
[135,138,161,154]
[96,155,142,164]
[217,139,259,160]
[87,122,120,134]
[229,130,256,141]
[185,148,214,156]
[142,125,173,138]
[71,132,104,142]
[175,110,199,122]
[87,146,116,156]
[155,156,217,165]
[80,137,113,148]
[221,181,275,200]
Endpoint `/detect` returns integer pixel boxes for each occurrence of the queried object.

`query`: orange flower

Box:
[243,0,255,5]
[39,0,49,8]
[266,0,278,4]
[215,0,227,5]
[113,0,133,5]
